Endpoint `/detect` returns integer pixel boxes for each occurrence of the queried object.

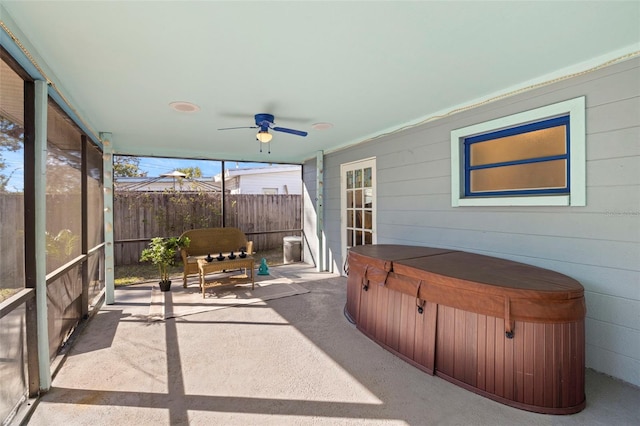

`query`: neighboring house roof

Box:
[115,176,221,192]
[114,164,302,193]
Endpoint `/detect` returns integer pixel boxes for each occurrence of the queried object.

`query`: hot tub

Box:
[346,244,586,414]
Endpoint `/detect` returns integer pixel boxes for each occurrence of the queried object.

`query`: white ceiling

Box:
[2,1,639,164]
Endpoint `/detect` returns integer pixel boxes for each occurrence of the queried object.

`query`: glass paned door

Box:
[341,158,376,269]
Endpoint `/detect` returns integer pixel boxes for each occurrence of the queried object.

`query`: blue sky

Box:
[1,149,23,191]
[137,157,222,177]
[135,157,272,177]
[1,150,282,192]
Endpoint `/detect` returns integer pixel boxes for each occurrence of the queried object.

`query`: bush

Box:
[140,236,190,282]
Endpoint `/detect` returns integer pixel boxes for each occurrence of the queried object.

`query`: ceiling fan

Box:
[218,113,308,153]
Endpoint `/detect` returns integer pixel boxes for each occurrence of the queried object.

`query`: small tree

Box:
[140,236,190,284]
[114,156,147,178]
[0,116,24,193]
[175,166,203,179]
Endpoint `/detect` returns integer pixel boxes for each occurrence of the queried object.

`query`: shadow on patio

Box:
[23,264,640,425]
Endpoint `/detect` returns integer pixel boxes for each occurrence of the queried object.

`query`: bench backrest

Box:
[180,227,249,256]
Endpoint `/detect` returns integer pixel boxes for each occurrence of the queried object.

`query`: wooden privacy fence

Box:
[0,193,25,288]
[1,193,87,286]
[114,192,301,265]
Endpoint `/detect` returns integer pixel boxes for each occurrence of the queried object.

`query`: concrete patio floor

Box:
[23,264,640,425]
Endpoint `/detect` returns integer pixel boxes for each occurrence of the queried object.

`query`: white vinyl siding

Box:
[228,169,302,194]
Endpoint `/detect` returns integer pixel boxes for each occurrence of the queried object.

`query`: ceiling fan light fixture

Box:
[256,130,273,143]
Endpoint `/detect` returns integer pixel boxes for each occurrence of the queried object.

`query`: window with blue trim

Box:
[450,97,585,207]
[463,115,570,197]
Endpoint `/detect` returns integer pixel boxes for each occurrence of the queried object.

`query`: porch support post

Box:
[34,80,51,391]
[221,160,225,227]
[81,136,89,317]
[316,151,324,272]
[101,133,115,304]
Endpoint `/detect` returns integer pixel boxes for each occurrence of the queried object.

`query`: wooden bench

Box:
[179,227,254,288]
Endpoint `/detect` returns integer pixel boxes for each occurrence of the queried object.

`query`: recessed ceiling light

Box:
[311,122,333,130]
[169,101,200,113]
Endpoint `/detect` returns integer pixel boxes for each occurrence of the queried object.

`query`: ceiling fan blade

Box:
[273,126,308,137]
[219,108,310,123]
[218,126,258,131]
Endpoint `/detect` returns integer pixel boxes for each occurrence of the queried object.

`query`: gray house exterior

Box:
[304,58,640,387]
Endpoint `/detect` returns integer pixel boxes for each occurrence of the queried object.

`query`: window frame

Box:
[464,115,570,197]
[451,96,585,207]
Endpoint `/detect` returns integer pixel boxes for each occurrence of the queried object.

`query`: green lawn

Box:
[0,288,19,304]
[0,249,288,301]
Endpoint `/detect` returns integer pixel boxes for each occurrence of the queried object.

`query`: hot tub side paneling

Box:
[347,246,453,374]
[434,307,585,414]
[346,245,586,414]
[359,279,439,374]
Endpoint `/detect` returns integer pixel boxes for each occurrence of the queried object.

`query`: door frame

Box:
[340,157,377,275]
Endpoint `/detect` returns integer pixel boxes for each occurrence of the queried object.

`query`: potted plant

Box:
[140,236,190,291]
